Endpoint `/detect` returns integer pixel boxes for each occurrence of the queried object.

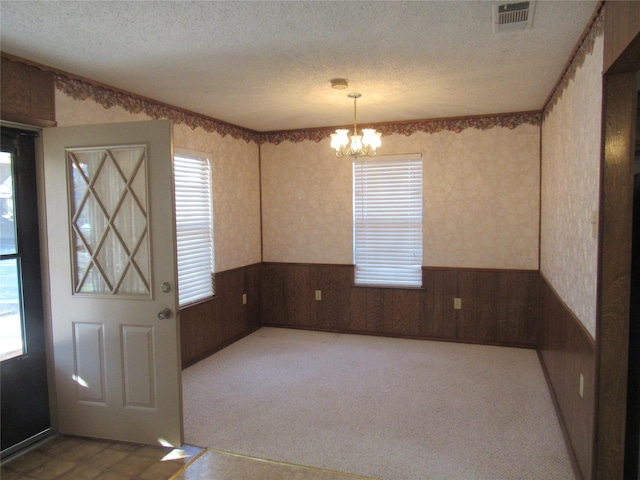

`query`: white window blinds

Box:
[353,154,423,287]
[173,152,214,306]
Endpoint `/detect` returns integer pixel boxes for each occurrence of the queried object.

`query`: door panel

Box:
[121,325,155,408]
[43,120,182,446]
[73,322,106,404]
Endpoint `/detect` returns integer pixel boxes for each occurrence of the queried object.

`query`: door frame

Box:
[595,25,639,480]
[0,121,57,458]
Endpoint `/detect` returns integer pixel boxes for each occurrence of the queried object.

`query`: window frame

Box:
[173,148,215,308]
[352,153,423,288]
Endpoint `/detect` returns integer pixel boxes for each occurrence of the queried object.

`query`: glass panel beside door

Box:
[0,151,25,362]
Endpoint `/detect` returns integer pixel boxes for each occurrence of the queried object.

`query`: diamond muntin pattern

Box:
[68,146,150,296]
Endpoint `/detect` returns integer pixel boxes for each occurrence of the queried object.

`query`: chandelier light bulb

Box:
[331,129,349,150]
[350,134,363,152]
[362,129,382,150]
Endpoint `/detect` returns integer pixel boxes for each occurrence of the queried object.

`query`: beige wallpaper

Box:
[54,91,262,273]
[261,124,540,270]
[261,140,354,264]
[55,86,542,275]
[174,126,261,272]
[540,34,604,340]
[418,126,539,269]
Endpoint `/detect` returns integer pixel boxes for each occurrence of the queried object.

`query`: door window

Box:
[68,146,151,297]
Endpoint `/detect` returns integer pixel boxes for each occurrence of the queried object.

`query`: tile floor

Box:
[173,449,378,480]
[1,436,377,480]
[0,435,202,480]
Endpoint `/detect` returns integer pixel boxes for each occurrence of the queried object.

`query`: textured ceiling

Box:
[0,0,598,132]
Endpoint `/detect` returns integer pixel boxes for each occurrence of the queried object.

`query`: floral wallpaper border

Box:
[52,70,541,147]
[543,5,604,119]
[261,112,541,145]
[54,74,263,144]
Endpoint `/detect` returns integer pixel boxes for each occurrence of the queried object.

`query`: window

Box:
[353,154,423,287]
[173,151,214,307]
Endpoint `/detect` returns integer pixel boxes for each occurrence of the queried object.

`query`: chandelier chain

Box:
[353,95,358,135]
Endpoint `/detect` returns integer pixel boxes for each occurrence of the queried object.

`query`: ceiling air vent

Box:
[493,1,534,33]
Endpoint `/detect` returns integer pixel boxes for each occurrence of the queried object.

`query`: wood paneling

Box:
[180,264,261,368]
[538,275,596,480]
[261,263,539,348]
[1,56,55,126]
[603,1,640,74]
[312,264,351,331]
[474,270,498,343]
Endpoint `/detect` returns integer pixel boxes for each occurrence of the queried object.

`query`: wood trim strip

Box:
[261,261,355,268]
[260,263,539,273]
[0,112,55,128]
[423,266,539,274]
[214,262,263,276]
[594,70,636,480]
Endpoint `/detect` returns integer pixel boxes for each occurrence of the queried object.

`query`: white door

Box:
[43,120,182,446]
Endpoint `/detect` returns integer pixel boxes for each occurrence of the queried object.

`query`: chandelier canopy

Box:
[330,92,381,159]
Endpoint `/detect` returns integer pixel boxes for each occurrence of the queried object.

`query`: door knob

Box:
[158,308,172,320]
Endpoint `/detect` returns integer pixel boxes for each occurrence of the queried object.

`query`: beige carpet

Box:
[182,327,575,480]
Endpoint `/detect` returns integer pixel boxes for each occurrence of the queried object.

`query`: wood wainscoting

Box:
[538,273,596,480]
[180,263,262,368]
[261,263,539,348]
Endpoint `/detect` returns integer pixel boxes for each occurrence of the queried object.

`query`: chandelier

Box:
[330,92,381,158]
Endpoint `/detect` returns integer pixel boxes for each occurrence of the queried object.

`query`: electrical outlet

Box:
[315,290,322,301]
[454,298,461,309]
[579,373,584,398]
[242,293,247,305]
